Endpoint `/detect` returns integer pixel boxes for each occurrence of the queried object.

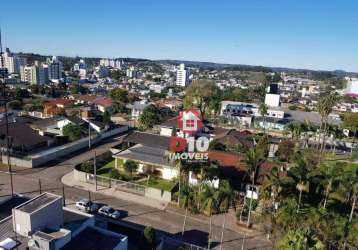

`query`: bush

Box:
[63,123,82,141]
[7,100,22,110]
[81,161,94,174]
[109,168,121,179]
[123,160,138,178]
[139,226,156,250]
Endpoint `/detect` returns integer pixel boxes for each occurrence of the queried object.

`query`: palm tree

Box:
[243,147,264,227]
[200,183,219,249]
[340,163,358,222]
[327,125,343,154]
[290,157,310,213]
[262,166,290,210]
[316,93,340,160]
[180,184,195,236]
[217,180,235,250]
[259,103,268,133]
[349,183,358,222]
[316,162,342,209]
[285,122,305,150]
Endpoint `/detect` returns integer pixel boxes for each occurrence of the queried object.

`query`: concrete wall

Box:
[13,209,31,237]
[30,198,64,234]
[145,187,171,202]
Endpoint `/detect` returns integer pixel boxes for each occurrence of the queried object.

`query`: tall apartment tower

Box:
[176,63,189,87]
[20,63,46,85]
[48,56,63,81]
[1,48,27,74]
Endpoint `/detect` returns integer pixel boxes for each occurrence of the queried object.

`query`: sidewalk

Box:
[61,170,168,210]
[62,171,264,237]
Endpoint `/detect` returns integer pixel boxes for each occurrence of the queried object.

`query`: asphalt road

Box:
[0,137,272,250]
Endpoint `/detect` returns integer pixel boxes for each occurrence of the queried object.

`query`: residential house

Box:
[31,116,85,136]
[127,100,150,119]
[93,97,114,113]
[113,132,177,180]
[0,120,53,154]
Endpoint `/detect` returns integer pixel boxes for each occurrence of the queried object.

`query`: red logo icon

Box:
[177,109,203,135]
[169,136,187,152]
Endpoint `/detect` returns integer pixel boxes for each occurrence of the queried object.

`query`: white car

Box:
[98,206,121,219]
[76,199,99,213]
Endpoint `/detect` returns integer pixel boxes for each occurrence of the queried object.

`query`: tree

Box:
[7,100,22,110]
[139,226,156,250]
[290,157,310,212]
[314,162,342,209]
[259,103,268,133]
[262,167,290,210]
[103,111,111,125]
[217,181,234,249]
[276,140,295,162]
[209,139,227,151]
[180,184,195,236]
[256,134,269,157]
[243,147,264,226]
[340,163,358,222]
[123,160,138,179]
[200,183,219,249]
[184,80,220,120]
[109,88,128,103]
[63,123,82,141]
[14,88,29,100]
[316,93,340,159]
[70,84,87,94]
[343,113,358,155]
[278,228,325,250]
[138,105,162,129]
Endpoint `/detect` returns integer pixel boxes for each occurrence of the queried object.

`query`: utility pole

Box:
[88,122,91,149]
[94,150,97,191]
[241,233,246,250]
[0,27,14,196]
[39,179,42,194]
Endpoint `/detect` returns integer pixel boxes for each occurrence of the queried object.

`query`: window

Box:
[186,119,195,128]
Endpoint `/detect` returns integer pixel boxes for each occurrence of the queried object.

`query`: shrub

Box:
[109,168,121,179]
[139,226,156,250]
[81,161,94,173]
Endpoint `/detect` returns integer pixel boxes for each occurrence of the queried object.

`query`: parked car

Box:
[98,206,121,219]
[75,198,99,213]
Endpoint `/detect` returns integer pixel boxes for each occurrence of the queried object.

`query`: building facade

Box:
[176,63,189,87]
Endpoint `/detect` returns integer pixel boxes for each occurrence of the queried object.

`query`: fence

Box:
[86,174,146,196]
[74,168,171,202]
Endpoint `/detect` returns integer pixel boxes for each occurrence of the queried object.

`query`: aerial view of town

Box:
[0,1,357,250]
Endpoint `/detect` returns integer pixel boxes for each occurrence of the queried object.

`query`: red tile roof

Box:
[93,97,113,107]
[46,99,74,106]
[208,150,243,169]
[78,95,97,102]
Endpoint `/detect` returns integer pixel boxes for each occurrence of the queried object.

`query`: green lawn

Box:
[97,159,116,177]
[96,159,176,191]
[137,177,176,192]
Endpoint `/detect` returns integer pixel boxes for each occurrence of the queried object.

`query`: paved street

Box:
[0,138,272,250]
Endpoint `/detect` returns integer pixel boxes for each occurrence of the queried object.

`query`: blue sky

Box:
[1,0,357,72]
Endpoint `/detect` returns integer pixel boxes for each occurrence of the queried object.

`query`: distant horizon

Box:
[1,0,357,73]
[10,49,357,74]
